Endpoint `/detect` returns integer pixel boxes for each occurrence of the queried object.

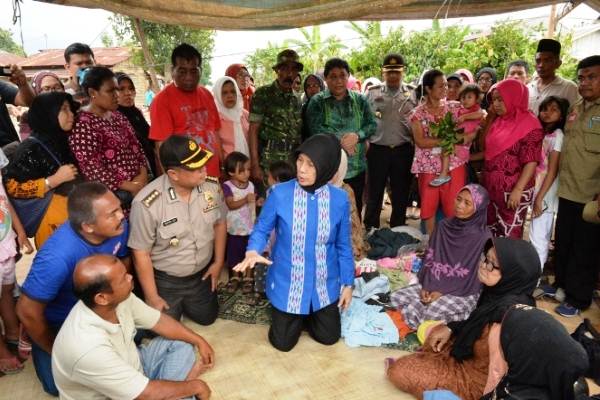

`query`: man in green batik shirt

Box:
[248,49,303,182]
[307,57,376,213]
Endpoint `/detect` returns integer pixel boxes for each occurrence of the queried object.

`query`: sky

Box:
[1,1,599,82]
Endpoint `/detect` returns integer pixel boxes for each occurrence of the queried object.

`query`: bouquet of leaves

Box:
[429,111,464,155]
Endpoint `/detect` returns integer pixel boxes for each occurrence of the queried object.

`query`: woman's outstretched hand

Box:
[233,250,272,273]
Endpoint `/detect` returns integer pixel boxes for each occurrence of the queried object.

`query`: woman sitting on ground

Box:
[69,66,148,210]
[390,184,491,329]
[234,134,354,352]
[4,92,80,247]
[386,237,540,400]
[482,304,589,400]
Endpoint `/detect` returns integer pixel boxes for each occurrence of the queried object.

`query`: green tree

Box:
[0,28,25,56]
[244,41,281,87]
[111,15,215,85]
[284,26,346,73]
[347,22,405,81]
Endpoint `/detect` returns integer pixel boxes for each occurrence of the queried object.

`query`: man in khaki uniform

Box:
[550,55,600,317]
[129,136,227,325]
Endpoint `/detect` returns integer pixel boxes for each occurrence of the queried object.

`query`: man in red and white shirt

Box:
[150,43,222,177]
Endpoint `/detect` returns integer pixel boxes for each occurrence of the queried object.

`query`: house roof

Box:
[18,47,132,69]
[34,0,600,30]
[0,51,26,66]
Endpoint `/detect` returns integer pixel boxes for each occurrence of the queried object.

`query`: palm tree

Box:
[347,21,383,44]
[284,25,346,73]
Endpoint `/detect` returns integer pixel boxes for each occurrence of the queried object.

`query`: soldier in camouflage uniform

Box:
[248,49,303,183]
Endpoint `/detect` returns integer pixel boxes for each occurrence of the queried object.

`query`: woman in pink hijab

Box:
[225,64,254,111]
[482,79,543,238]
[456,68,475,84]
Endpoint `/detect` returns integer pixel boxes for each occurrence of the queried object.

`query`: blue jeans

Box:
[32,342,58,397]
[139,337,196,399]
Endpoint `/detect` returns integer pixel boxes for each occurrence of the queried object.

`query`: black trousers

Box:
[268,302,341,352]
[554,197,600,309]
[154,268,219,325]
[363,143,414,229]
[344,170,366,216]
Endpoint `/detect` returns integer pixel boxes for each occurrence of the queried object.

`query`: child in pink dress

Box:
[431,84,486,187]
[223,151,256,294]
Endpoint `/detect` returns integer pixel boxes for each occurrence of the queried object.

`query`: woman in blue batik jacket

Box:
[234,134,354,352]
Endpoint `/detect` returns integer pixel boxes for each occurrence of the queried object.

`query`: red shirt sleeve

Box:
[149,88,174,142]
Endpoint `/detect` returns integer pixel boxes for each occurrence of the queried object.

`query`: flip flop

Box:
[0,356,24,375]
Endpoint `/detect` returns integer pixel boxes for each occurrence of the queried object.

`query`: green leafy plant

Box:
[429,112,464,155]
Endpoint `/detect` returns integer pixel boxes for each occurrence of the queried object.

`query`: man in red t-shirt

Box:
[150,43,222,177]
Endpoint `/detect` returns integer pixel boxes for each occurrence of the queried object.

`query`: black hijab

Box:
[294,134,341,193]
[448,237,540,361]
[487,305,589,400]
[115,73,156,175]
[28,91,78,163]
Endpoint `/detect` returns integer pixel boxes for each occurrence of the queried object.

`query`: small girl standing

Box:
[223,151,256,294]
[529,96,569,269]
[431,84,485,187]
[0,149,33,374]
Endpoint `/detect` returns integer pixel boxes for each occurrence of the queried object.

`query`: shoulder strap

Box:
[28,137,62,166]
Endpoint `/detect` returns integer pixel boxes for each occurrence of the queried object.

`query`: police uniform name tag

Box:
[203,190,219,212]
[162,218,178,226]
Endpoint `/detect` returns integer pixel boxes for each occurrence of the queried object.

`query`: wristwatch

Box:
[45,178,53,189]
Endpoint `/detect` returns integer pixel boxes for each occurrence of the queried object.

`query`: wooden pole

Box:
[547,3,557,38]
[131,17,160,93]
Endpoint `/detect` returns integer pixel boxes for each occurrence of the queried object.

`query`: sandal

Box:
[241,278,254,295]
[225,278,240,294]
[0,356,24,375]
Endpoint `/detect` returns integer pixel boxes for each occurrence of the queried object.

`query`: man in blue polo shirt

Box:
[16,182,129,397]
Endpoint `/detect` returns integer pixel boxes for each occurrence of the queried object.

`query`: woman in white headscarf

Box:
[362,77,382,94]
[213,76,250,158]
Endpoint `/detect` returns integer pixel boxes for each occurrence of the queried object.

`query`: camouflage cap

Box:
[272,49,304,72]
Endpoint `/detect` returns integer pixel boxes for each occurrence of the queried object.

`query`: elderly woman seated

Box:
[386,238,541,400]
[390,184,491,329]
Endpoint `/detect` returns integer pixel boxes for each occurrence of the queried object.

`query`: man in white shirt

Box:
[528,38,579,114]
[52,254,214,400]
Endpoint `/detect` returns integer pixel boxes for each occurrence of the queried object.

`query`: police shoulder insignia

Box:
[142,190,160,208]
[205,176,219,184]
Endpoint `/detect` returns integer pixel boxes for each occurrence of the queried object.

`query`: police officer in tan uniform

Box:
[128,135,226,325]
[363,53,416,230]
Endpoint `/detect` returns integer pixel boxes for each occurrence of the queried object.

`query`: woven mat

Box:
[217,288,272,325]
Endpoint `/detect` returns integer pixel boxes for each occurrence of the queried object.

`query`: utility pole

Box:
[131,18,160,93]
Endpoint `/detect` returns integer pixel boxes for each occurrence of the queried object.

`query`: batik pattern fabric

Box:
[69,111,148,191]
[247,180,354,315]
[391,283,479,329]
[483,129,543,238]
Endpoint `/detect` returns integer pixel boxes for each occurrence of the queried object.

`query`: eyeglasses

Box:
[478,77,493,83]
[480,253,500,272]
